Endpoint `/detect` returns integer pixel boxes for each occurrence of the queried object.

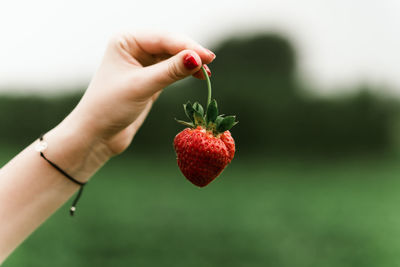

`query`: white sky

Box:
[0,0,399,95]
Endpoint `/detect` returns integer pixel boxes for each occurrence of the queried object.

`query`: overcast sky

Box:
[0,0,399,95]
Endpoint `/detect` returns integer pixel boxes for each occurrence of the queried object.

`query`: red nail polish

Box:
[183,54,200,70]
[203,64,211,77]
[206,49,216,59]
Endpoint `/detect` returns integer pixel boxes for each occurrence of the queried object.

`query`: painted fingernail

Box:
[183,54,200,70]
[203,64,211,77]
[206,49,216,59]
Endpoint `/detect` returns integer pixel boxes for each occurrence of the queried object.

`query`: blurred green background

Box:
[3,33,400,266]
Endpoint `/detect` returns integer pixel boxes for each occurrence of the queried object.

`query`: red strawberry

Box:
[174,126,235,187]
[220,130,235,162]
[173,66,238,187]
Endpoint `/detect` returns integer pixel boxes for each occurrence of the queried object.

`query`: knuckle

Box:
[108,32,130,50]
[167,61,186,80]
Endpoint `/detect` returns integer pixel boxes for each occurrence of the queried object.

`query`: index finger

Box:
[122,30,216,65]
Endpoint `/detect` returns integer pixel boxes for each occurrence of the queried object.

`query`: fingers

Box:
[136,50,204,97]
[193,64,211,80]
[123,30,216,65]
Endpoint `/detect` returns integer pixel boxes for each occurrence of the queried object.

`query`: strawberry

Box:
[174,66,238,187]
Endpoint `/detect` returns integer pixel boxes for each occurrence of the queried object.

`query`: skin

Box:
[0,30,215,263]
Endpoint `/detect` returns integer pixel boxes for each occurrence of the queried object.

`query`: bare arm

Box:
[0,120,111,261]
[0,31,215,263]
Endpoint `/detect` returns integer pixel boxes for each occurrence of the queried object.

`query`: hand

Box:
[0,31,217,261]
[66,31,215,156]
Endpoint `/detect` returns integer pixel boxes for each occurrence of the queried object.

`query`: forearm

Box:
[0,117,111,263]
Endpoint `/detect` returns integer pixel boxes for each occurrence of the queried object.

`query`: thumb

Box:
[138,50,202,96]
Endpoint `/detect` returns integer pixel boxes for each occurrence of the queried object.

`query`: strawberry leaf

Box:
[175,118,194,128]
[215,115,224,126]
[184,101,195,123]
[193,102,204,117]
[214,115,224,134]
[217,116,238,132]
[193,111,205,126]
[206,99,218,124]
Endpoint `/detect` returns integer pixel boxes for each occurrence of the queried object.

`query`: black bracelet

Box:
[36,134,87,216]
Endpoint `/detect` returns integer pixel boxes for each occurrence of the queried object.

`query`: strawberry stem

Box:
[201,66,212,110]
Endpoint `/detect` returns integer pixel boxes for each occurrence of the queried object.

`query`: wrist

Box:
[41,118,113,183]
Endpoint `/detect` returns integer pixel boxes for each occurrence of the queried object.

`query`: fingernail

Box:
[183,54,200,70]
[203,64,211,77]
[206,49,216,59]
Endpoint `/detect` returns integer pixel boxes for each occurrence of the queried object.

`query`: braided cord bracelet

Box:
[35,134,87,216]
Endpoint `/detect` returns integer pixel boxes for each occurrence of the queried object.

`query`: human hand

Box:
[0,32,217,258]
[65,31,216,157]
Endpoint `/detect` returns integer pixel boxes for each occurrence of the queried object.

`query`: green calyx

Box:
[176,66,238,135]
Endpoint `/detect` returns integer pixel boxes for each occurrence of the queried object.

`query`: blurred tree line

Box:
[0,33,398,156]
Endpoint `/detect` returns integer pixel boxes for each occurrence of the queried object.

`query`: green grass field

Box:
[3,150,400,267]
